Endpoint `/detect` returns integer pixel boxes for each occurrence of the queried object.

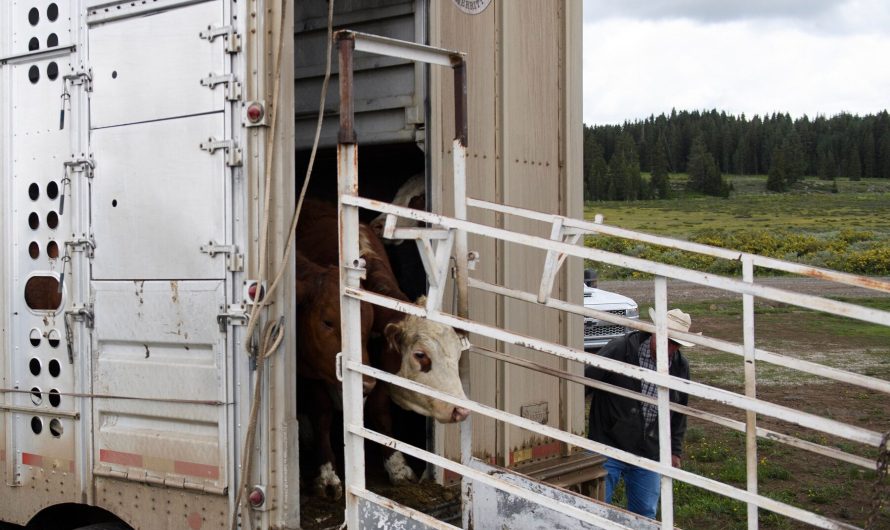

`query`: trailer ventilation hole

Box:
[47,181,59,199]
[29,358,41,376]
[31,417,43,435]
[25,275,62,311]
[47,62,59,81]
[47,329,60,348]
[47,211,59,229]
[28,7,39,25]
[29,241,40,259]
[29,212,39,229]
[29,182,40,200]
[48,359,61,377]
[29,329,42,347]
[47,3,59,22]
[47,33,58,47]
[112,199,117,207]
[111,70,117,79]
[49,390,61,408]
[31,387,42,406]
[28,65,39,84]
[47,241,60,259]
[28,37,39,51]
[50,419,63,437]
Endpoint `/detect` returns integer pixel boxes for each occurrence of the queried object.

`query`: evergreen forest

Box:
[583,109,890,200]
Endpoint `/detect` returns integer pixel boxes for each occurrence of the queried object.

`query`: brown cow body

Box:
[296,198,469,493]
[295,251,375,499]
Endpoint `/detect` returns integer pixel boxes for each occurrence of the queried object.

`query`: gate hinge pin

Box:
[199,137,242,167]
[199,25,242,54]
[200,241,243,272]
[200,73,242,101]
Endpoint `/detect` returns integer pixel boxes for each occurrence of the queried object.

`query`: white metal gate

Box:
[333,31,890,530]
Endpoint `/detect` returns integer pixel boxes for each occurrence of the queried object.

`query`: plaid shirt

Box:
[638,338,659,428]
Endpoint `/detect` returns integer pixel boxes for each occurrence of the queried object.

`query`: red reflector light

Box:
[247,283,265,302]
[246,102,264,123]
[248,486,265,507]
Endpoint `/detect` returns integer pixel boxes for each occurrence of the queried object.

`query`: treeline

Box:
[584,109,890,200]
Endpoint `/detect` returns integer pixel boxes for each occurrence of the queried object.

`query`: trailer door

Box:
[88,0,233,496]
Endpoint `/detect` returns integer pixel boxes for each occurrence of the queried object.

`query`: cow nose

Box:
[451,406,470,423]
[362,377,377,396]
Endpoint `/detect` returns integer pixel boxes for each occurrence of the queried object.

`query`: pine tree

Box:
[767,144,788,192]
[687,136,730,197]
[650,137,670,199]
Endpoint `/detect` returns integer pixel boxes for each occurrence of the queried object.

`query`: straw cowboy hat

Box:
[647,308,700,347]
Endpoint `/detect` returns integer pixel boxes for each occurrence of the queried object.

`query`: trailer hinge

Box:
[200,73,242,101]
[217,305,248,332]
[199,137,242,167]
[63,67,93,92]
[199,24,242,54]
[64,155,96,178]
[200,241,243,272]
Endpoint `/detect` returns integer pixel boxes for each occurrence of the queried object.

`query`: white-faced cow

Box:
[296,198,469,492]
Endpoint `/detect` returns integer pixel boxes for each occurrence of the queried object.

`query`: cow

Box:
[295,197,469,490]
[295,251,375,500]
[368,173,425,241]
[368,173,428,302]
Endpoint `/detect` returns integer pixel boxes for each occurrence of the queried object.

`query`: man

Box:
[585,308,695,518]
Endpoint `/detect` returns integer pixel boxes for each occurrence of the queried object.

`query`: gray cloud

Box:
[584,0,842,24]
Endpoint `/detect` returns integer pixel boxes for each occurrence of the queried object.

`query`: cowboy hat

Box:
[648,307,700,347]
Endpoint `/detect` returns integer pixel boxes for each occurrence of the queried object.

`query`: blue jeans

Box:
[603,457,661,519]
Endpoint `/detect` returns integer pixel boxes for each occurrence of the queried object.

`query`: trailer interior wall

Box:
[430,0,584,468]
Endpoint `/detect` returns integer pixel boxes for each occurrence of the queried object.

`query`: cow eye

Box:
[322,320,335,329]
[413,351,432,372]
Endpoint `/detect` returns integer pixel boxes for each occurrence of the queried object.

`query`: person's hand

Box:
[672,455,682,468]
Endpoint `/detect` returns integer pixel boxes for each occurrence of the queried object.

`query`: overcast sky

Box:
[583,0,890,125]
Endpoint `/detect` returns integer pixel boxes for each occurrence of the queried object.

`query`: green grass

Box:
[584,174,890,279]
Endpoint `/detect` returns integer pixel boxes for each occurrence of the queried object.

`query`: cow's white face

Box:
[384,312,469,423]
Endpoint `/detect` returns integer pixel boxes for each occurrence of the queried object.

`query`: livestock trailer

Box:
[1,0,586,527]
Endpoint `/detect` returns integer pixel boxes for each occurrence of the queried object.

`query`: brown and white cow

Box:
[296,198,469,489]
[295,251,375,499]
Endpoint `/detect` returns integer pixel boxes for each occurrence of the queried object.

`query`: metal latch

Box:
[64,155,96,179]
[66,305,94,329]
[199,137,242,167]
[200,241,243,272]
[199,24,242,53]
[63,67,93,92]
[217,305,249,332]
[65,235,96,258]
[200,73,242,101]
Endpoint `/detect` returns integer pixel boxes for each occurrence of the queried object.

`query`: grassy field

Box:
[584,175,890,279]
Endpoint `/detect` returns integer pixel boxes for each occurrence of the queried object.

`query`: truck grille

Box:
[584,309,627,337]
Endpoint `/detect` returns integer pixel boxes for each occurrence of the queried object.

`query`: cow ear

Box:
[384,322,403,353]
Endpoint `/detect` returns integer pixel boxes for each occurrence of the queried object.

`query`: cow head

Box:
[296,253,376,396]
[383,298,469,423]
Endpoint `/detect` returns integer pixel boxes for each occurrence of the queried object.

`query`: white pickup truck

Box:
[583,276,639,351]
